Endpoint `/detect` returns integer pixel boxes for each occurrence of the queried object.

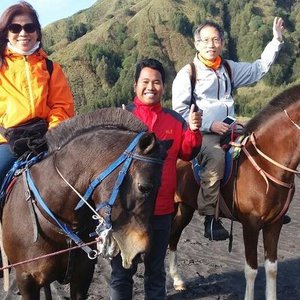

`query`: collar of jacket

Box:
[5,48,47,60]
[133,96,163,113]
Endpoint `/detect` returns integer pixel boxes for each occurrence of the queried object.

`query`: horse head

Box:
[106,132,168,268]
[44,108,169,269]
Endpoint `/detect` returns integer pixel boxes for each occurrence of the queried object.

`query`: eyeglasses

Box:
[197,37,222,45]
[7,23,37,34]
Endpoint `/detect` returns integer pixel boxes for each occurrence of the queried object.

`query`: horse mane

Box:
[46,108,147,153]
[244,84,300,134]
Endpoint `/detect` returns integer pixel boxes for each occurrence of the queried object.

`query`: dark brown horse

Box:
[1,108,168,299]
[169,85,300,299]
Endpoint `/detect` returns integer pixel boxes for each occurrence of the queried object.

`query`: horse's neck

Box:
[254,114,300,172]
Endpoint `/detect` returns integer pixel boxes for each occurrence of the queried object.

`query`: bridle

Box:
[25,132,163,259]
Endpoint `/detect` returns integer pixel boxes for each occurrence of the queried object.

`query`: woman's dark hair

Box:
[0,1,42,66]
[135,58,166,85]
[194,20,224,42]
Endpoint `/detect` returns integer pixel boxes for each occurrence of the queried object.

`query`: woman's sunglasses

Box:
[7,23,37,34]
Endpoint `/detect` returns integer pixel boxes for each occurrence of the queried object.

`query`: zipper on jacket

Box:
[224,73,228,92]
[24,56,35,117]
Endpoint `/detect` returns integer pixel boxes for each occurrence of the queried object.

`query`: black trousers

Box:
[109,214,172,300]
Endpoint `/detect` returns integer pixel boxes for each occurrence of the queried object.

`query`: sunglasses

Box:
[7,23,37,34]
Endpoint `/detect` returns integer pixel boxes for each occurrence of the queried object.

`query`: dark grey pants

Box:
[109,214,172,300]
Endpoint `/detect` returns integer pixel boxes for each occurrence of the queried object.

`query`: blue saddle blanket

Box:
[191,146,239,187]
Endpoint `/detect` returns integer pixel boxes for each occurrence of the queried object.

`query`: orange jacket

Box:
[0,48,75,143]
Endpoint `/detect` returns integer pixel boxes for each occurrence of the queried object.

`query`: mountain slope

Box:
[42,0,300,115]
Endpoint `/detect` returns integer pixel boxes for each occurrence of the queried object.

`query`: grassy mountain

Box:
[42,0,300,115]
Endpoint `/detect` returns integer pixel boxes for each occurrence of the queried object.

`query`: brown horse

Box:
[169,85,300,299]
[1,108,168,299]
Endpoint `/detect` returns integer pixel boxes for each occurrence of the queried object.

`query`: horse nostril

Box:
[138,183,153,194]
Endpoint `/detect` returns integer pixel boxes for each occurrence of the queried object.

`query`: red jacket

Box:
[128,97,202,215]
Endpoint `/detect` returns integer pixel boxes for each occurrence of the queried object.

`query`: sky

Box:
[0,0,97,27]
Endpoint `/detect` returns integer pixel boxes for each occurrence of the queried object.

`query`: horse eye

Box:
[138,183,153,195]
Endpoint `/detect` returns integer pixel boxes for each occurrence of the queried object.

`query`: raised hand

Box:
[273,17,284,42]
[188,104,202,131]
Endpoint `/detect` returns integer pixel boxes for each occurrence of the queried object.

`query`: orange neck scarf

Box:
[198,53,222,70]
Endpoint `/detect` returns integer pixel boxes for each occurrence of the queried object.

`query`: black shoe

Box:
[204,215,230,241]
[283,215,291,224]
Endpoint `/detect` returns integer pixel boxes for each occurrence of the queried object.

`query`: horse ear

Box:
[137,133,173,158]
[137,132,158,155]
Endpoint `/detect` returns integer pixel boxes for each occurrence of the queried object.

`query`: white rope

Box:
[55,165,101,218]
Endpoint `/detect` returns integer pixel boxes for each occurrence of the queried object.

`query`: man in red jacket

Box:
[109,58,202,300]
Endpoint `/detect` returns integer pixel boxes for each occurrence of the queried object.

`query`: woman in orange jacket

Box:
[0,1,75,187]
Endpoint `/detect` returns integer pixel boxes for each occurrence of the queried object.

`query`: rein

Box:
[239,134,296,224]
[25,169,99,259]
[232,107,300,191]
[231,109,300,224]
[237,133,297,193]
[0,240,98,272]
[284,109,300,131]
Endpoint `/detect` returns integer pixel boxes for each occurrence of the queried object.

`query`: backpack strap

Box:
[189,62,198,110]
[190,62,196,95]
[45,58,53,77]
[223,59,234,91]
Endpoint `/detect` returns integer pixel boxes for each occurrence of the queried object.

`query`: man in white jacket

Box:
[172,17,285,241]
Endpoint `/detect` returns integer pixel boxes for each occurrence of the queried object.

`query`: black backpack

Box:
[45,58,53,77]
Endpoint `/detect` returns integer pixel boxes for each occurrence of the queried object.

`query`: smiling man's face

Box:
[195,25,224,61]
[134,67,165,105]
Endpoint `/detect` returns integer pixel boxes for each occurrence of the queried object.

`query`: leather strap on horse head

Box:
[75,132,148,211]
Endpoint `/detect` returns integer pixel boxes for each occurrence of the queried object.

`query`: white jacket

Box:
[172,38,284,132]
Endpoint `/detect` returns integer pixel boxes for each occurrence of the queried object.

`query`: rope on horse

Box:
[0,240,98,271]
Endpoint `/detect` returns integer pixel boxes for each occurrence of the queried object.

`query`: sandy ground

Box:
[1,182,300,299]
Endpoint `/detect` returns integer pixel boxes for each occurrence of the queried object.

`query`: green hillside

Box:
[42,0,300,115]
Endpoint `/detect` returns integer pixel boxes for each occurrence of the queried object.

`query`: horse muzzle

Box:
[113,228,150,269]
